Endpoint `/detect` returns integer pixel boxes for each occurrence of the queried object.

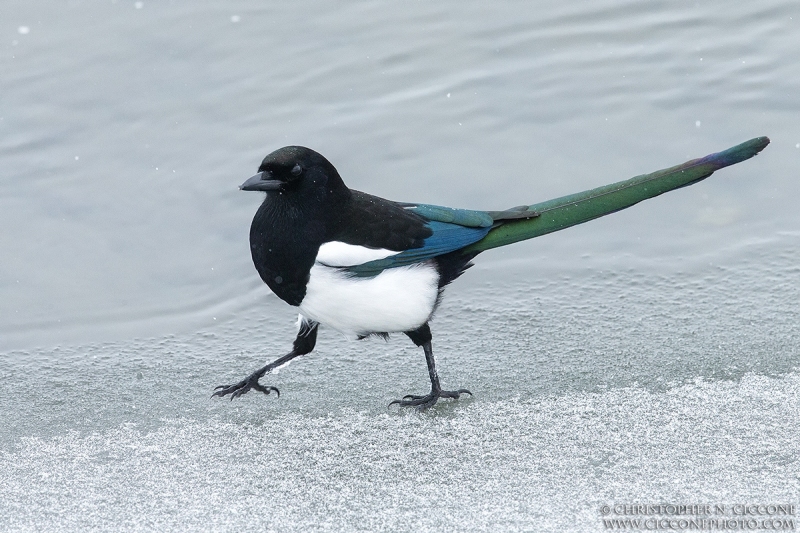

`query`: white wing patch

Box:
[315,241,399,267]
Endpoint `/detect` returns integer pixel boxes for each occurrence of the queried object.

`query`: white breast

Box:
[299,256,440,338]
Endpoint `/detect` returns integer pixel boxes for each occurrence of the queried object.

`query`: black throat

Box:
[249,170,349,306]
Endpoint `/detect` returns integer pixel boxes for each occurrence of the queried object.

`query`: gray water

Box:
[2,1,799,531]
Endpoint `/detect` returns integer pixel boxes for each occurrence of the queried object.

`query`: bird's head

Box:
[240,146,346,201]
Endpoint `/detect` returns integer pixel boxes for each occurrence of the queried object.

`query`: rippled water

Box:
[2,1,798,531]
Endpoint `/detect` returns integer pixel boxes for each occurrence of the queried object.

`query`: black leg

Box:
[212,319,319,400]
[390,323,472,410]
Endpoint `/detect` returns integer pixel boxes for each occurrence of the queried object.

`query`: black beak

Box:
[240,171,283,191]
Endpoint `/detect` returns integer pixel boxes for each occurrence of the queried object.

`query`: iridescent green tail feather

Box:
[464,136,770,254]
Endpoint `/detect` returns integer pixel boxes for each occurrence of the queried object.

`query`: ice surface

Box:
[2,376,798,532]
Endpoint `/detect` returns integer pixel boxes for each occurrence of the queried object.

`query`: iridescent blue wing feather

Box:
[345,220,490,277]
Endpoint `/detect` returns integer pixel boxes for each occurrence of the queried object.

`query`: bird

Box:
[212,137,769,409]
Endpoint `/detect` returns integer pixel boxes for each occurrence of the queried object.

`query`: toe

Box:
[251,382,280,397]
[211,385,234,398]
[402,394,424,401]
[388,394,438,409]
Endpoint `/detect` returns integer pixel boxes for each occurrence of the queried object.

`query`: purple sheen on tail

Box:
[697,136,770,170]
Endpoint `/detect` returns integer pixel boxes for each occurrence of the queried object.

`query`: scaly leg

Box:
[213,319,318,400]
[390,323,471,410]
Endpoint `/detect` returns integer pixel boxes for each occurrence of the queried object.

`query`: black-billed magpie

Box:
[213,137,769,409]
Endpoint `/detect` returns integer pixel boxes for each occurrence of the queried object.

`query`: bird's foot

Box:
[389,388,472,410]
[212,372,279,400]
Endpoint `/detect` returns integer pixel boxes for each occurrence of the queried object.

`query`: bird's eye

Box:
[291,164,303,177]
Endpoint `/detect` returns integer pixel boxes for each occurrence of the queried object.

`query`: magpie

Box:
[213,137,769,409]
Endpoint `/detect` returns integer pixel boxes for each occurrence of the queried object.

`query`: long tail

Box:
[464,136,770,254]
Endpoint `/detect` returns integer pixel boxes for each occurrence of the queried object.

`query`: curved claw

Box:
[388,388,473,410]
[251,382,280,397]
[441,388,472,399]
[211,386,238,399]
[211,375,280,401]
[389,393,438,410]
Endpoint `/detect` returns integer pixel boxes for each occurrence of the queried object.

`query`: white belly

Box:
[299,261,439,337]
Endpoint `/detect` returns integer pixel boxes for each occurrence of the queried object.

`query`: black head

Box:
[240,146,347,200]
